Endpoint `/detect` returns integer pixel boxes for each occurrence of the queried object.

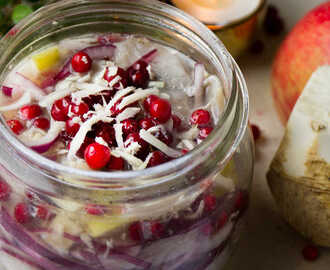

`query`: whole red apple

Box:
[272,2,330,124]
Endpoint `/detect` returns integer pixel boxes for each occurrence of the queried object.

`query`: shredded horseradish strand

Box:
[114,123,124,148]
[139,129,182,158]
[111,149,144,169]
[118,88,159,110]
[116,107,140,122]
[0,92,32,111]
[68,112,114,159]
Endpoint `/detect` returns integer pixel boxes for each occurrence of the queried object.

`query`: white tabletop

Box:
[226,0,330,269]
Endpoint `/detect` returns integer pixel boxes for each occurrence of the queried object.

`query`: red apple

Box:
[272,2,330,124]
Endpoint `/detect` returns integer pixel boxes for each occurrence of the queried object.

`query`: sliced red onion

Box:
[193,63,205,108]
[82,44,116,60]
[108,250,152,269]
[53,58,72,83]
[27,121,65,154]
[129,49,158,69]
[0,246,44,270]
[15,73,47,100]
[98,33,127,44]
[2,86,13,97]
[30,136,59,153]
[0,207,103,270]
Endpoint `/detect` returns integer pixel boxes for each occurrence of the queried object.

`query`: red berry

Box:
[76,137,94,158]
[0,181,11,201]
[129,222,143,242]
[190,109,210,126]
[85,204,105,216]
[181,149,189,155]
[143,95,159,112]
[19,104,42,120]
[204,194,217,212]
[147,151,169,168]
[51,97,71,121]
[36,205,49,220]
[127,60,150,88]
[251,124,261,141]
[14,203,30,224]
[139,118,157,130]
[104,66,129,90]
[302,244,319,261]
[96,124,116,147]
[154,129,173,145]
[149,98,172,123]
[124,133,148,155]
[110,99,123,116]
[7,119,24,135]
[216,211,228,231]
[150,221,164,238]
[33,117,50,131]
[84,143,111,170]
[65,117,80,136]
[234,191,248,212]
[71,51,92,73]
[199,127,213,140]
[172,115,182,130]
[122,119,138,136]
[107,156,125,171]
[71,102,89,116]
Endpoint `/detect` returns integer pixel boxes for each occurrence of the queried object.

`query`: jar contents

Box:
[0,34,247,270]
[1,34,225,171]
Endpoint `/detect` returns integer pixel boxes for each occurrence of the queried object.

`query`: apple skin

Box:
[272,2,330,124]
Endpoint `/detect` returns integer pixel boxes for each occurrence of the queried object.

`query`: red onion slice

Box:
[82,44,116,60]
[27,121,65,154]
[0,246,44,270]
[128,49,158,69]
[2,86,13,97]
[98,34,127,44]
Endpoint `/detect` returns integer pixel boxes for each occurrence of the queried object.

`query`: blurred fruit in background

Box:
[0,0,51,37]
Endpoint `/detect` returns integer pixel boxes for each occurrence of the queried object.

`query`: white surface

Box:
[226,0,330,269]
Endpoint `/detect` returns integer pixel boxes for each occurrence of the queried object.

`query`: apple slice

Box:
[267,66,330,247]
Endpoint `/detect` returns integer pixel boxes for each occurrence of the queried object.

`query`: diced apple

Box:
[32,46,60,72]
[86,216,128,238]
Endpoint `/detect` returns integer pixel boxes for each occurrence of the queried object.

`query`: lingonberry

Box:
[36,205,49,220]
[95,124,116,147]
[204,194,217,212]
[7,119,24,135]
[124,133,148,155]
[147,151,169,167]
[65,117,81,136]
[190,109,210,126]
[143,95,159,112]
[104,66,129,90]
[154,129,173,145]
[71,102,89,116]
[127,60,150,88]
[71,51,93,73]
[51,97,71,121]
[199,127,213,140]
[149,98,172,123]
[14,203,30,224]
[172,114,182,131]
[33,117,50,131]
[84,143,111,170]
[129,222,143,242]
[302,244,319,261]
[0,181,11,201]
[19,104,42,120]
[139,118,157,130]
[85,204,105,216]
[107,156,125,171]
[122,119,139,136]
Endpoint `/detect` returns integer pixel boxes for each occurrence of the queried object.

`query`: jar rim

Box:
[0,0,249,190]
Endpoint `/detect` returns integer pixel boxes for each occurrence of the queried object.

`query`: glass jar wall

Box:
[0,1,254,269]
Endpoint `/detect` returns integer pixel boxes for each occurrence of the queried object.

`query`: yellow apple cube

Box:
[87,216,128,238]
[32,46,60,72]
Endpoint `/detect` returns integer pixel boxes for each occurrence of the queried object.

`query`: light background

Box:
[226,0,330,269]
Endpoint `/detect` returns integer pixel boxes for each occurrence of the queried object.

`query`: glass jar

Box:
[0,1,254,269]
